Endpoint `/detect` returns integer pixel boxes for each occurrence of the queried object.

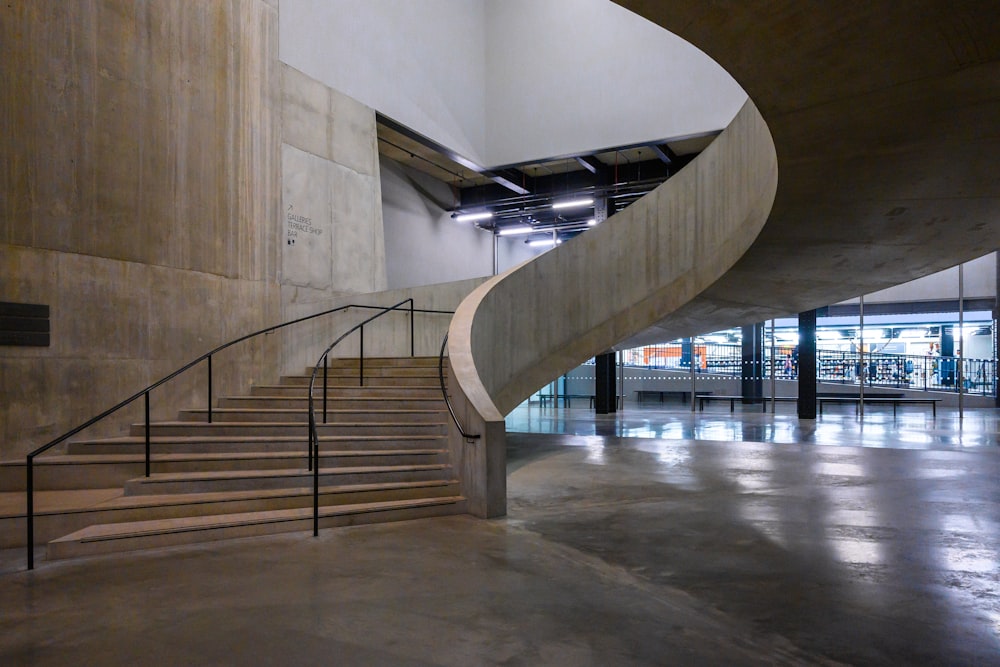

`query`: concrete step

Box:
[1,479,461,547]
[47,495,466,560]
[66,434,446,455]
[127,421,447,437]
[323,356,443,369]
[176,407,446,424]
[123,464,453,495]
[250,384,441,398]
[219,395,446,410]
[2,449,449,491]
[300,366,442,378]
[280,374,439,387]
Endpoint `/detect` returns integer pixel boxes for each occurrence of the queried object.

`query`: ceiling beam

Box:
[482,168,530,196]
[649,143,680,165]
[377,113,530,195]
[575,155,603,174]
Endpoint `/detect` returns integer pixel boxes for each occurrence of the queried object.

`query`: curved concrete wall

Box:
[614,1,1000,347]
[449,101,777,421]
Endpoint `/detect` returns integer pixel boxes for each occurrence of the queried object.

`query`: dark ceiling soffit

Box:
[376,113,529,195]
[487,129,722,172]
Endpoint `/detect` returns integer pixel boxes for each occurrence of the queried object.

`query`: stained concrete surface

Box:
[2,405,998,665]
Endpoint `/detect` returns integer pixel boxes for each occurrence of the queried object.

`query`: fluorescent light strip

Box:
[552,197,593,210]
[497,226,534,236]
[455,211,493,222]
[528,239,560,247]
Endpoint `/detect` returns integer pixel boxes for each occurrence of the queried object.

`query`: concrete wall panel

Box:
[0,0,283,459]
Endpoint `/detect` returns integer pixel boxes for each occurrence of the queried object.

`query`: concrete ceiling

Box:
[376,116,716,205]
[614,0,1000,348]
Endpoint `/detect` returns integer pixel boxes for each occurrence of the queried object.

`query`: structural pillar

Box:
[595,352,617,414]
[798,310,817,419]
[741,323,764,404]
[995,251,999,407]
[940,325,955,387]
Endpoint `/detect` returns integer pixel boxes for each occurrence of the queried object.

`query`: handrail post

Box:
[313,418,320,537]
[323,356,328,424]
[145,391,151,477]
[26,455,34,570]
[410,299,415,357]
[359,324,365,387]
[307,389,314,472]
[207,354,213,424]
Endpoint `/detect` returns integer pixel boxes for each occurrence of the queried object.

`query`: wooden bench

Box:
[817,396,941,417]
[635,390,712,404]
[698,395,797,412]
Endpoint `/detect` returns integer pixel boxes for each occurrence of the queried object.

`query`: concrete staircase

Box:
[1,357,465,561]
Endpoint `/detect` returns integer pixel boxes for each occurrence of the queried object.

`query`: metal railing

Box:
[816,349,996,395]
[24,300,442,570]
[618,341,996,395]
[438,333,480,442]
[305,300,457,537]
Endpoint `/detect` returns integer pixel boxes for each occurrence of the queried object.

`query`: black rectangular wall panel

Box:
[0,302,50,346]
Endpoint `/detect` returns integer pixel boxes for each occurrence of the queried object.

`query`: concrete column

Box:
[798,310,817,419]
[995,251,999,407]
[595,352,617,414]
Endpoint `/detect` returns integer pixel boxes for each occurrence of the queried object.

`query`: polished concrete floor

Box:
[1,404,998,665]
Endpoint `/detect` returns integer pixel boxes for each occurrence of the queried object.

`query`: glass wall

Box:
[619,313,996,397]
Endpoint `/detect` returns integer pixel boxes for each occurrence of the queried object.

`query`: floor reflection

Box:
[505,402,1000,450]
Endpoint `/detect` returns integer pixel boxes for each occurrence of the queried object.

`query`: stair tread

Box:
[1,479,460,518]
[133,463,450,483]
[71,434,444,444]
[2,449,447,467]
[0,489,124,517]
[284,373,440,378]
[223,395,444,400]
[252,384,437,389]
[183,408,446,414]
[51,495,465,543]
[99,479,459,509]
[138,420,447,427]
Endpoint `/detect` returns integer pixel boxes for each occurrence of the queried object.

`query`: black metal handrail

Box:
[305,300,457,536]
[438,333,480,442]
[24,300,437,570]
